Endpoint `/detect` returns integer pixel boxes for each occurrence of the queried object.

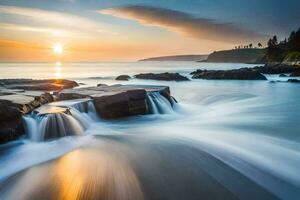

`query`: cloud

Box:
[0,23,93,39]
[0,5,100,30]
[99,5,265,43]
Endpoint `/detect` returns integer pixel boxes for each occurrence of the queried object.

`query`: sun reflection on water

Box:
[54,61,63,79]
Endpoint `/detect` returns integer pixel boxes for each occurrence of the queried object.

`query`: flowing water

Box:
[0,62,300,199]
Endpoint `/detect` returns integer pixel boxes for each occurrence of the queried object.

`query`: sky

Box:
[0,0,299,61]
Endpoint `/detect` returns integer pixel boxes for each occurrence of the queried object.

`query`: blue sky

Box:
[0,0,299,61]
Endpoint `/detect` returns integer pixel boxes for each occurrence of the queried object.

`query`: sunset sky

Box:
[0,0,299,61]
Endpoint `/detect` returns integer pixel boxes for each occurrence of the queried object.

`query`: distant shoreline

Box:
[139,54,208,62]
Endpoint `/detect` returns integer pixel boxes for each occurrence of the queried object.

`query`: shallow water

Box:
[0,62,300,199]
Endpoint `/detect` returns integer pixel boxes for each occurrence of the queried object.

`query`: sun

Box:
[53,43,63,54]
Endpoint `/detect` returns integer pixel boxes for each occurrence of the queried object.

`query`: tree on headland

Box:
[266,27,300,62]
[258,43,262,48]
[249,43,253,48]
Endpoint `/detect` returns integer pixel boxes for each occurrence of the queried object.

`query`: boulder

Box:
[191,68,267,80]
[134,72,189,81]
[0,90,53,144]
[57,84,172,119]
[115,75,131,81]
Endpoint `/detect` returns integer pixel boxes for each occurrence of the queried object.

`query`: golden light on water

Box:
[54,61,62,78]
[1,147,144,200]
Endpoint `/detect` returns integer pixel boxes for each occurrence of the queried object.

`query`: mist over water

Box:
[0,62,300,199]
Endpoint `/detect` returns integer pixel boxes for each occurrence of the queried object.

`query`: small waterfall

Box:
[146,92,175,114]
[71,100,99,121]
[23,100,99,142]
[39,112,84,140]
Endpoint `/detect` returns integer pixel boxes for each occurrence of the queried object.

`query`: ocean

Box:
[0,61,300,199]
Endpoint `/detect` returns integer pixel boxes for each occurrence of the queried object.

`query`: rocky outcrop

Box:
[134,73,189,81]
[289,69,300,77]
[191,68,267,80]
[57,84,172,119]
[253,64,300,74]
[0,78,78,144]
[0,90,53,144]
[115,75,131,81]
[0,79,78,91]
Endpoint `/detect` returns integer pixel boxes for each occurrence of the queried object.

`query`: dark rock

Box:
[253,64,299,74]
[97,83,108,87]
[115,75,131,81]
[289,70,300,77]
[0,91,53,144]
[287,79,300,83]
[0,79,78,91]
[134,73,189,81]
[57,84,172,119]
[191,68,267,80]
[279,74,288,77]
[93,89,147,118]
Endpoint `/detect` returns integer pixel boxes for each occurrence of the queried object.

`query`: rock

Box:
[134,73,189,81]
[93,89,147,118]
[191,68,267,80]
[0,79,79,91]
[57,84,172,119]
[289,70,300,77]
[279,74,288,77]
[97,83,108,87]
[287,79,300,83]
[0,90,53,144]
[115,75,131,81]
[253,64,299,74]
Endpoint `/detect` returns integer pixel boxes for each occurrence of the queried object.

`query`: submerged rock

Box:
[134,72,189,81]
[115,75,131,81]
[191,68,267,80]
[287,79,300,83]
[279,74,288,77]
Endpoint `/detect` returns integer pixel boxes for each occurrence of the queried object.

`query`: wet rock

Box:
[253,64,299,74]
[57,84,172,119]
[0,90,53,144]
[115,75,131,81]
[134,72,189,81]
[279,74,288,77]
[289,70,300,77]
[0,79,78,91]
[97,83,108,87]
[287,79,300,83]
[191,68,267,80]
